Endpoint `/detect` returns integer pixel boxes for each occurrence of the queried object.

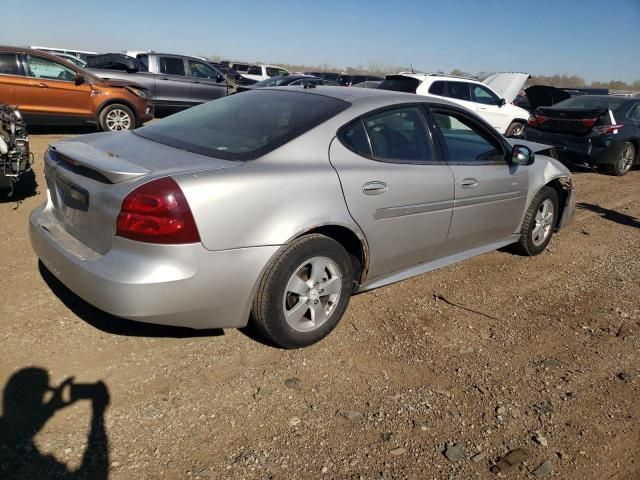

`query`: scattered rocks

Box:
[390,447,407,456]
[444,444,467,462]
[337,409,362,421]
[288,417,301,427]
[320,466,328,474]
[533,460,553,476]
[471,450,487,463]
[617,371,632,382]
[496,406,506,416]
[490,448,528,474]
[284,377,302,390]
[534,432,549,447]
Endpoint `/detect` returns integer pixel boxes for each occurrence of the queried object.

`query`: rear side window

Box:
[445,82,471,101]
[159,57,185,76]
[136,54,149,71]
[135,90,349,160]
[377,76,420,94]
[629,103,640,121]
[0,53,20,75]
[428,81,445,96]
[247,65,262,75]
[432,109,504,163]
[340,106,435,163]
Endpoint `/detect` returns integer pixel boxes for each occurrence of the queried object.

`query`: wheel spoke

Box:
[309,258,327,285]
[321,277,341,296]
[309,301,328,325]
[284,299,309,325]
[287,274,309,296]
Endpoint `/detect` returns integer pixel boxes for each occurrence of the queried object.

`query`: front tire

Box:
[517,186,559,256]
[252,234,354,349]
[98,104,136,132]
[604,142,635,176]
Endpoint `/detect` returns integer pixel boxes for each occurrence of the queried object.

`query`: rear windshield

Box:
[377,76,420,94]
[134,90,349,160]
[553,96,628,111]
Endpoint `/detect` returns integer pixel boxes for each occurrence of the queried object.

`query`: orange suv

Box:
[0,46,153,131]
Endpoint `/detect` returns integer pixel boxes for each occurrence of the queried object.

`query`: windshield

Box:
[134,90,349,160]
[553,96,629,111]
[377,76,421,94]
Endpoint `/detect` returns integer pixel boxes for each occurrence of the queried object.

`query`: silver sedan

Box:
[30,87,575,348]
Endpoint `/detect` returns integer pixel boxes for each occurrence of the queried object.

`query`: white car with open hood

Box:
[378,72,531,137]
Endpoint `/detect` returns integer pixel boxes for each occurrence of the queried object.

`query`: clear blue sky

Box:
[1,0,639,83]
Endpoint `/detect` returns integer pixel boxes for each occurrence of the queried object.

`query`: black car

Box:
[524,95,640,176]
[514,85,610,112]
[304,72,340,82]
[251,75,338,88]
[338,74,384,87]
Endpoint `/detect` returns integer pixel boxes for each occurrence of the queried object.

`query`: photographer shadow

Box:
[0,367,110,480]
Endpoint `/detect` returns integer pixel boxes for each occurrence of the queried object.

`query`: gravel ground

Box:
[0,132,638,480]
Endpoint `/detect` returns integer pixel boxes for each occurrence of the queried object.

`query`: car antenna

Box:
[410,64,414,74]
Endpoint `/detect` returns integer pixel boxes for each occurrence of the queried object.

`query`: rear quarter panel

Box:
[174,129,362,252]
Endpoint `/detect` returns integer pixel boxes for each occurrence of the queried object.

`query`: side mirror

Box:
[216,74,224,83]
[511,145,535,166]
[74,74,85,86]
[498,98,506,107]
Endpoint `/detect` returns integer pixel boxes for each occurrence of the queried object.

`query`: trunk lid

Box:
[483,72,530,103]
[45,132,241,254]
[524,85,571,110]
[532,106,611,136]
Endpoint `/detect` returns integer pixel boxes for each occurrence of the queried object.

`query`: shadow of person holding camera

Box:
[0,367,110,479]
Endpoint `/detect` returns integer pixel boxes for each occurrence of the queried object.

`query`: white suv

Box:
[379,72,531,137]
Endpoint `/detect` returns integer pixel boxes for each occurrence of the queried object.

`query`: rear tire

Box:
[517,186,559,256]
[604,142,635,176]
[98,104,136,132]
[506,121,525,138]
[252,234,353,349]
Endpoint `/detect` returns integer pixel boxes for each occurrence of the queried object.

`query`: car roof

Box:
[391,72,481,83]
[264,85,463,109]
[0,45,91,71]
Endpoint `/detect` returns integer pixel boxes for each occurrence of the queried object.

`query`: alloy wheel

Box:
[282,256,342,332]
[105,109,132,131]
[532,199,555,247]
[618,145,634,174]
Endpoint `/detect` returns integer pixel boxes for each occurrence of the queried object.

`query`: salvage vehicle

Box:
[378,72,531,137]
[524,95,640,176]
[0,104,33,196]
[86,53,228,113]
[30,88,575,348]
[0,47,153,131]
[242,64,290,81]
[514,86,610,113]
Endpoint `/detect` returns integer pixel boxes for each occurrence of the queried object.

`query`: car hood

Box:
[525,85,571,110]
[483,72,530,103]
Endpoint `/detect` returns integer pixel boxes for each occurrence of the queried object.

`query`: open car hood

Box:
[483,72,530,103]
[524,85,571,110]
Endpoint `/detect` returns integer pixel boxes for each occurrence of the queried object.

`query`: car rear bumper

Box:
[523,127,622,165]
[30,201,278,329]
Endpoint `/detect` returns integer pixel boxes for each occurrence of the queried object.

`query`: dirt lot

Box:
[1,131,638,480]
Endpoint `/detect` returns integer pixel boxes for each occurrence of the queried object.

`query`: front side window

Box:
[266,67,287,77]
[247,65,262,75]
[340,106,435,163]
[136,54,149,71]
[0,53,20,75]
[445,82,471,101]
[432,110,504,163]
[159,57,185,76]
[471,84,500,105]
[188,60,218,79]
[135,89,349,160]
[25,55,76,81]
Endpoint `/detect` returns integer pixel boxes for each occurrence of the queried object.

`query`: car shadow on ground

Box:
[0,366,110,479]
[39,261,224,339]
[27,125,98,136]
[577,202,639,229]
[0,170,38,205]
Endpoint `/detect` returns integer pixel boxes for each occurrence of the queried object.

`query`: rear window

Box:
[553,96,629,111]
[134,90,349,160]
[377,76,420,94]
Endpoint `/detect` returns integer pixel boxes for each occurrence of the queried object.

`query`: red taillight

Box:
[535,114,548,124]
[580,118,598,128]
[527,115,537,126]
[590,124,624,136]
[527,114,548,127]
[116,177,200,244]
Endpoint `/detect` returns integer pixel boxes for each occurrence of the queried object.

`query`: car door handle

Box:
[160,77,169,80]
[36,82,49,88]
[461,178,479,188]
[363,181,388,195]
